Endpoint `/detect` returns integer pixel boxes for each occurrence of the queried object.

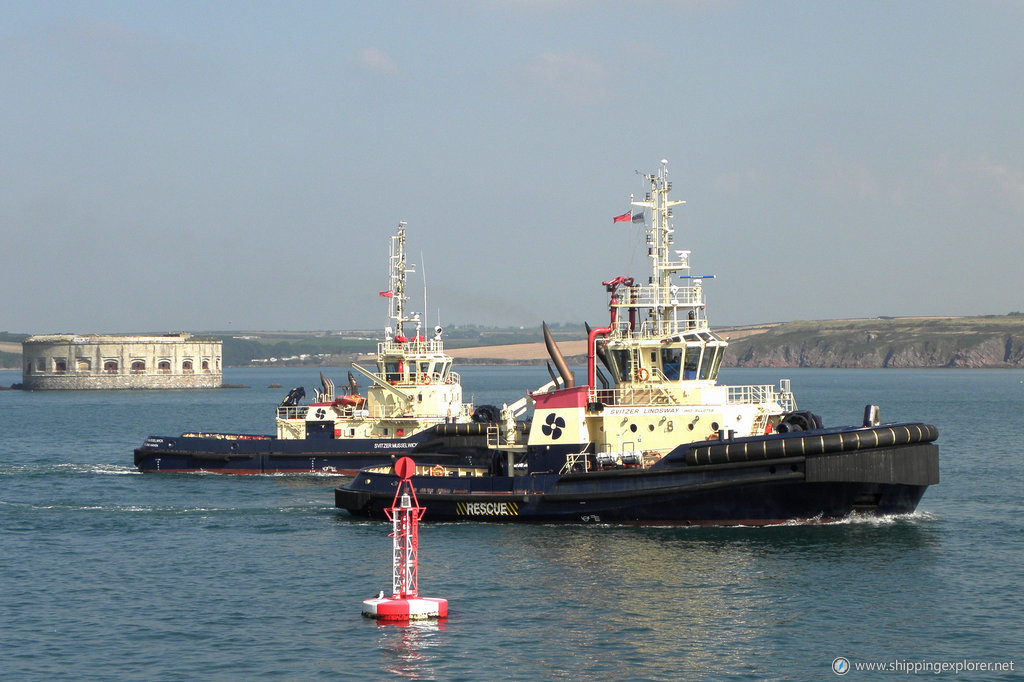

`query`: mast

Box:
[387,222,417,338]
[630,159,689,335]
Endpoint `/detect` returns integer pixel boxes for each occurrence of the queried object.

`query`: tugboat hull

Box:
[336,429,938,524]
[134,429,490,475]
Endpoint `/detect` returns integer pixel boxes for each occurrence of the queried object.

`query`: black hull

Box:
[134,428,494,475]
[336,425,939,525]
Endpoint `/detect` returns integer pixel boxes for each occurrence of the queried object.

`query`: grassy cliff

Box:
[721,314,1024,368]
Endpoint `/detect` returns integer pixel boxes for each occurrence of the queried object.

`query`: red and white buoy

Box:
[361,456,448,622]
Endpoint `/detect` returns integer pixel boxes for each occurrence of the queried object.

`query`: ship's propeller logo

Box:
[542,412,565,440]
[315,408,327,419]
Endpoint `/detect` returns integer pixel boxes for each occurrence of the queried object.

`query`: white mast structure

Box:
[622,158,709,338]
[386,221,420,341]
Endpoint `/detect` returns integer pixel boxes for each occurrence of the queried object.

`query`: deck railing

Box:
[378,338,446,356]
[588,381,794,410]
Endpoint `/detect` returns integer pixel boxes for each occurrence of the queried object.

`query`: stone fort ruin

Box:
[21,333,222,390]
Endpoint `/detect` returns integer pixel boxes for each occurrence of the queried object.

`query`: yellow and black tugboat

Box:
[336,161,939,523]
[135,222,501,475]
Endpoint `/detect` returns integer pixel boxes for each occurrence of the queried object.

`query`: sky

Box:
[2,1,1023,335]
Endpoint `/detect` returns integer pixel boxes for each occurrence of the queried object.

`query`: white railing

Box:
[726,382,796,411]
[588,382,793,409]
[726,384,778,404]
[276,405,309,420]
[608,315,709,340]
[379,338,445,355]
[613,283,703,309]
[560,452,591,474]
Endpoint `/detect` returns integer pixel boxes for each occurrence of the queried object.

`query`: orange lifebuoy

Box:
[637,367,649,382]
[419,373,430,384]
[430,465,445,476]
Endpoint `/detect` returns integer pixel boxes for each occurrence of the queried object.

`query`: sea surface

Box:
[1,366,1021,680]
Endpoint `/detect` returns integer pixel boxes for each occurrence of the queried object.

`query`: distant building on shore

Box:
[21,333,222,390]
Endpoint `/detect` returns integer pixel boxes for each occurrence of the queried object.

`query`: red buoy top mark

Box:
[394,456,415,480]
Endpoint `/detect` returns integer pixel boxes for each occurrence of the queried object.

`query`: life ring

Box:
[419,373,430,384]
[430,465,445,476]
[637,367,649,382]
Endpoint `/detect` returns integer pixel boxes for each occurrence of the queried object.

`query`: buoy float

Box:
[361,456,448,623]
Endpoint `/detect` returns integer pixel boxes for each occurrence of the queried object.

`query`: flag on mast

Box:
[612,211,631,223]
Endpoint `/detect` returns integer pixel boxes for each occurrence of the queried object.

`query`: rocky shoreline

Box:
[452,315,1024,369]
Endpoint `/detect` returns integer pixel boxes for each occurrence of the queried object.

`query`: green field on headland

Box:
[4,316,1024,370]
[720,314,1024,368]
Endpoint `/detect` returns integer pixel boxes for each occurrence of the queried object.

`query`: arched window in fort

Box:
[36,359,45,373]
[202,360,210,372]
[157,360,171,374]
[104,360,118,373]
[182,359,194,374]
[131,360,146,374]
[77,358,91,371]
[54,358,67,373]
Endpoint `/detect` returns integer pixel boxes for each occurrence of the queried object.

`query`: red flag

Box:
[612,211,631,223]
[378,291,394,298]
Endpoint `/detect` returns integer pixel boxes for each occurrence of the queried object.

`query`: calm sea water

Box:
[1,366,1021,680]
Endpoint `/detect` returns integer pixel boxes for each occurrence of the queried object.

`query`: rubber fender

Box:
[472,404,501,423]
[776,410,824,433]
[433,422,488,436]
[683,422,938,466]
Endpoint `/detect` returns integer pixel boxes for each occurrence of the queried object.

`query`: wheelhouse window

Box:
[703,345,724,381]
[608,348,633,383]
[683,346,702,380]
[660,347,682,381]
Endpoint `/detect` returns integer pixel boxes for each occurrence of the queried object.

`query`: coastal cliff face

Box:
[721,316,1024,368]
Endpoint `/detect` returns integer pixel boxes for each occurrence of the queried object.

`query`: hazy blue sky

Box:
[3,1,1022,334]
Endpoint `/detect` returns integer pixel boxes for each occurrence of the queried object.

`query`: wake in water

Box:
[812,508,939,526]
[537,509,941,530]
[0,462,139,476]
